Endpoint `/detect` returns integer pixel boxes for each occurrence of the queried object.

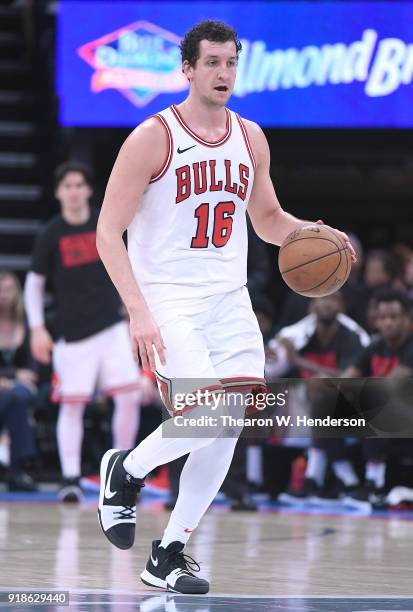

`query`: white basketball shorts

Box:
[52,321,140,403]
[150,286,266,415]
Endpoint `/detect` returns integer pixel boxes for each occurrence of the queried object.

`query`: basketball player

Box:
[96,21,356,594]
[24,162,141,502]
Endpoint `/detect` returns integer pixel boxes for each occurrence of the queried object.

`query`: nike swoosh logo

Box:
[177,145,196,154]
[184,528,193,533]
[150,553,159,566]
[104,455,119,500]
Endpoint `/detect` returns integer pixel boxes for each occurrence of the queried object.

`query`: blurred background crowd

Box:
[1,1,413,513]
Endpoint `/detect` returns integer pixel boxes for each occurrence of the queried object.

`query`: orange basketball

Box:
[278,225,351,297]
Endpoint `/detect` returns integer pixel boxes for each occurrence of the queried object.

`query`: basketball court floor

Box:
[1,490,413,611]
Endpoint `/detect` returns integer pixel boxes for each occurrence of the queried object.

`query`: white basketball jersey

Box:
[127,105,256,306]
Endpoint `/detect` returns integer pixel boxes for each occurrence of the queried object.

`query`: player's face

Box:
[0,276,18,311]
[375,301,408,341]
[185,40,238,106]
[55,172,92,213]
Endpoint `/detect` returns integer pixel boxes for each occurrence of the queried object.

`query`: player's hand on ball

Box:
[30,326,53,365]
[315,220,356,262]
[129,308,166,371]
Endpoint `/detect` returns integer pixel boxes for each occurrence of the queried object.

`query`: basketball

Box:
[278,224,351,297]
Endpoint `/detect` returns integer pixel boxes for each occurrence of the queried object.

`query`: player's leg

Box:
[98,313,224,552]
[99,322,141,449]
[141,434,239,594]
[98,401,224,550]
[141,390,246,594]
[139,289,266,593]
[53,338,97,502]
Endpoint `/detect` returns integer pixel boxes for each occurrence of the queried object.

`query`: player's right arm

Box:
[96,117,167,371]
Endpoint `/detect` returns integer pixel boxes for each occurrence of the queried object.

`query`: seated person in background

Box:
[0,271,38,491]
[268,291,368,501]
[342,288,413,506]
[363,249,399,296]
[340,233,369,329]
[403,252,413,304]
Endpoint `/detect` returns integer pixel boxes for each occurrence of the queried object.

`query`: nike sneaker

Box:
[141,540,209,594]
[98,448,145,549]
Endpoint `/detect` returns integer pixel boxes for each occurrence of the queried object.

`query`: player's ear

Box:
[182,60,193,81]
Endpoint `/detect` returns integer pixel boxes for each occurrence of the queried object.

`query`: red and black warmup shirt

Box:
[355,335,413,377]
[299,324,364,379]
[30,209,122,342]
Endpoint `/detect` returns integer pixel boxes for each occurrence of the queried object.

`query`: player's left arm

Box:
[244,120,356,261]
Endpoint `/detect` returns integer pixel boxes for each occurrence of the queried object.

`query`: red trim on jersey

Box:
[236,114,256,169]
[155,372,224,415]
[104,382,141,397]
[150,114,174,183]
[221,376,266,388]
[221,376,267,415]
[171,105,232,147]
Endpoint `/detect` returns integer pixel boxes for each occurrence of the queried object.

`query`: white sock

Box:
[366,462,386,488]
[112,391,141,450]
[123,424,217,479]
[57,403,86,478]
[332,460,359,487]
[305,448,327,486]
[123,397,240,479]
[160,435,238,548]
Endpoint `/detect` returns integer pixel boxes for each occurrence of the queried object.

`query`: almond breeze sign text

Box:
[57,1,413,127]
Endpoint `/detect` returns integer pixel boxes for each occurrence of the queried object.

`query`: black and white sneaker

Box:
[58,477,83,503]
[141,540,209,594]
[98,449,145,550]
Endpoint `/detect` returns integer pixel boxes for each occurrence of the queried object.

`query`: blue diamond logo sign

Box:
[78,20,188,107]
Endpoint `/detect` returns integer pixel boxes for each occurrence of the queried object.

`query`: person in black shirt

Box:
[0,272,37,491]
[277,292,365,501]
[343,288,413,507]
[24,162,141,502]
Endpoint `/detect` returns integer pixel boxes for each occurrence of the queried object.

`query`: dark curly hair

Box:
[374,288,412,314]
[180,20,242,67]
